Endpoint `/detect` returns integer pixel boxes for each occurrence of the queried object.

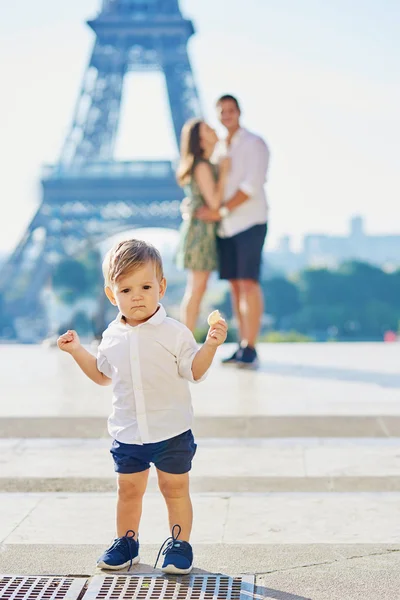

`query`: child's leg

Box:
[116,470,149,538]
[156,470,192,541]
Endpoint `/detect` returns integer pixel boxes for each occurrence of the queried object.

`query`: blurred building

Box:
[267,216,400,273]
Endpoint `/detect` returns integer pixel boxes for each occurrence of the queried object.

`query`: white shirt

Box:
[96,304,205,445]
[216,127,270,238]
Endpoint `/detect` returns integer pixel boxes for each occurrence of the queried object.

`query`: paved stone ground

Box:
[0,342,399,599]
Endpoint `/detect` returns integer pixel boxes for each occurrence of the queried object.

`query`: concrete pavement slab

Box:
[0,438,306,479]
[4,437,400,481]
[2,493,229,545]
[1,344,399,418]
[304,439,400,477]
[0,544,398,592]
[224,492,400,544]
[256,548,400,600]
[0,495,42,542]
[2,492,400,545]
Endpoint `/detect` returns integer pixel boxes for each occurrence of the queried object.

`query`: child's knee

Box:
[158,473,189,499]
[117,475,146,501]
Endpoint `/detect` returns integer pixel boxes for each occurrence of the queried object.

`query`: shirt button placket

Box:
[129,329,149,443]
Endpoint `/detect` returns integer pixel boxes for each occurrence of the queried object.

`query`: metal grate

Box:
[0,576,87,600]
[84,575,255,600]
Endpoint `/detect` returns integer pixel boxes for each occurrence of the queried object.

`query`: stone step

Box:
[2,437,400,492]
[3,476,400,493]
[2,492,400,546]
[2,344,399,421]
[0,416,398,438]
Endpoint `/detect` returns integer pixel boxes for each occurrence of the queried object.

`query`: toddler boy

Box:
[57,239,227,574]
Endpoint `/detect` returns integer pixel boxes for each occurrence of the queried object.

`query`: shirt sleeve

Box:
[176,327,208,384]
[239,137,270,197]
[96,342,113,379]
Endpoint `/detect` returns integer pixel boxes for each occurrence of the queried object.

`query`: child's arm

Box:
[57,330,112,386]
[191,318,228,381]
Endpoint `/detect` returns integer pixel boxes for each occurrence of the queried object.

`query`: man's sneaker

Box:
[97,530,140,571]
[221,346,242,365]
[154,524,193,575]
[236,346,259,370]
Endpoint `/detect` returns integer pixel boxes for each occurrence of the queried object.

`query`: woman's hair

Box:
[176,118,204,187]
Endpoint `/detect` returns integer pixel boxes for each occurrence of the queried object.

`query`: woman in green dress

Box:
[175,118,230,331]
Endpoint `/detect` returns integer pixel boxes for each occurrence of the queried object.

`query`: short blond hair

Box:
[102,239,164,288]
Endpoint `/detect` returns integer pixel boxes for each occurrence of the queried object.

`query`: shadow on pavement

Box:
[257,361,400,388]
[117,565,313,600]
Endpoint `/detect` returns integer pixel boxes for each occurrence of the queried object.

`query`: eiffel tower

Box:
[0,0,202,341]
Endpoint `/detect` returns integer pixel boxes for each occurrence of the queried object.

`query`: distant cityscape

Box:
[0,214,399,342]
[266,216,400,274]
[1,215,399,280]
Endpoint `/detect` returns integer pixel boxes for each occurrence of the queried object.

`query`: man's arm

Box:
[232,137,269,202]
[57,330,112,386]
[197,137,269,221]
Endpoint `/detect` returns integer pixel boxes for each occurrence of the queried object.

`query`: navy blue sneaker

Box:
[222,346,242,365]
[236,346,259,370]
[154,524,193,575]
[97,530,140,570]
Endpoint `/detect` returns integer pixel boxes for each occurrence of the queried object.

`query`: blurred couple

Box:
[175,95,270,370]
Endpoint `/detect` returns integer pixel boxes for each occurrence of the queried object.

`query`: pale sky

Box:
[0,0,399,255]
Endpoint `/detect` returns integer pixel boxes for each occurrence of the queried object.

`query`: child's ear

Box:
[159,277,167,299]
[105,286,117,306]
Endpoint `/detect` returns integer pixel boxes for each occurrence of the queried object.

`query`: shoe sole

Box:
[221,360,238,365]
[97,555,140,570]
[162,564,193,575]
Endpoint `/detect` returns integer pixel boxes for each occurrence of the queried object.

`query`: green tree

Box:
[262,277,300,328]
[294,261,400,340]
[52,258,90,304]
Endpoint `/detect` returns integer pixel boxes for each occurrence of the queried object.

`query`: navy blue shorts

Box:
[217,223,268,281]
[110,430,197,475]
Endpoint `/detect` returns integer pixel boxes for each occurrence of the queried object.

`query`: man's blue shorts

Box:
[110,430,197,475]
[217,223,268,281]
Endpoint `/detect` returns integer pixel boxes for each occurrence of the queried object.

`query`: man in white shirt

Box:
[57,238,227,574]
[197,95,270,369]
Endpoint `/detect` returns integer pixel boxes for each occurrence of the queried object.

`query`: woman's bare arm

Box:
[193,161,229,211]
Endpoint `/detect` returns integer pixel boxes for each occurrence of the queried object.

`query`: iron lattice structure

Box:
[0,0,201,340]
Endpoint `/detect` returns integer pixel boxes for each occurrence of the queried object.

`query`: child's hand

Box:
[57,330,81,354]
[205,318,228,348]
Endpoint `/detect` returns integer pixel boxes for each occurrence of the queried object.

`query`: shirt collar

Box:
[112,303,167,329]
[146,304,167,326]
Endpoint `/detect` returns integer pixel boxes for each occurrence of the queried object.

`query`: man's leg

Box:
[234,224,267,366]
[238,279,264,348]
[229,280,244,341]
[216,235,243,362]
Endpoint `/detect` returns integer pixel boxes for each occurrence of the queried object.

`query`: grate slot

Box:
[84,575,255,600]
[0,576,87,600]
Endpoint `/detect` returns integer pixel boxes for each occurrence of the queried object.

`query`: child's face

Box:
[105,261,166,326]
